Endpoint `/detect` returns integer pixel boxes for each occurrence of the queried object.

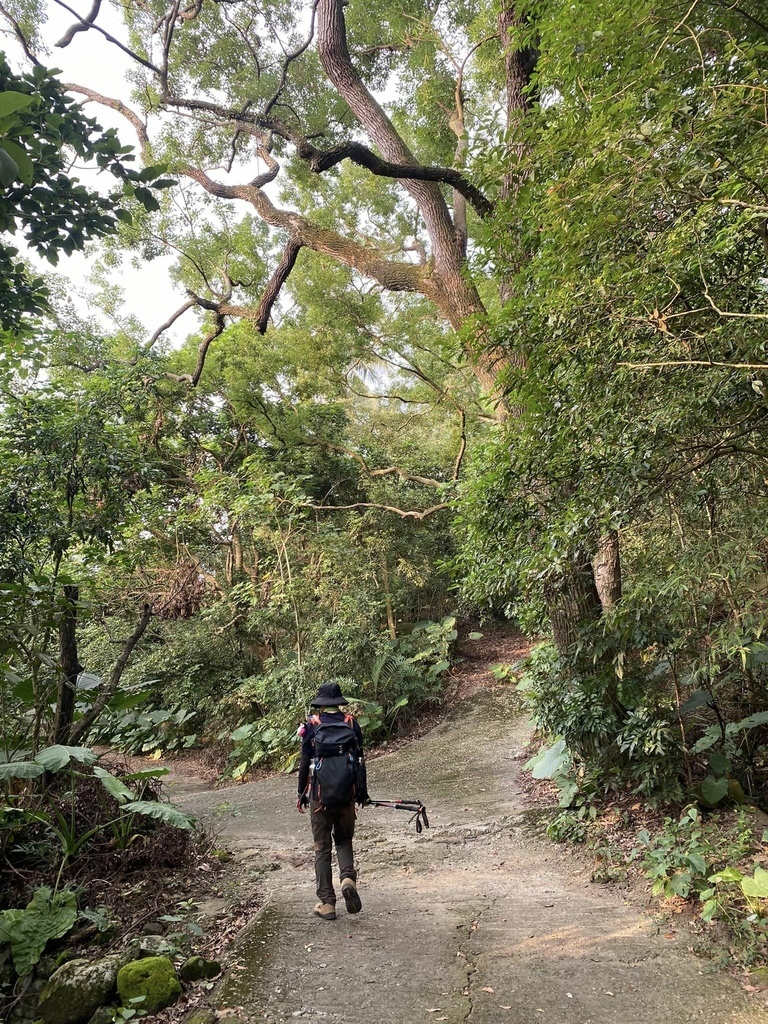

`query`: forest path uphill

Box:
[171,689,767,1024]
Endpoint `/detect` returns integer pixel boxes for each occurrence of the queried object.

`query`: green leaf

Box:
[0,140,32,184]
[709,867,743,884]
[0,146,19,186]
[737,712,768,730]
[525,738,569,779]
[700,776,729,805]
[0,91,35,116]
[230,724,255,742]
[557,778,579,807]
[121,800,194,830]
[467,631,483,640]
[34,745,97,771]
[687,852,707,874]
[0,887,77,976]
[669,871,692,898]
[76,672,103,691]
[93,766,133,804]
[741,866,768,899]
[701,899,718,922]
[709,752,730,777]
[0,760,45,780]
[679,689,714,716]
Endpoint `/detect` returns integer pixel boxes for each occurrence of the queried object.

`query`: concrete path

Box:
[172,690,768,1024]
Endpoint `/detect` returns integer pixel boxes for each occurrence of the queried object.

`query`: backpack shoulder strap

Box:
[343,713,354,727]
[309,714,322,726]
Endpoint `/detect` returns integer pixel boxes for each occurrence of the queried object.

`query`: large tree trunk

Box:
[593,529,622,610]
[542,552,603,656]
[54,585,82,744]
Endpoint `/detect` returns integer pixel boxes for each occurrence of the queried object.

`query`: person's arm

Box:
[297,722,313,809]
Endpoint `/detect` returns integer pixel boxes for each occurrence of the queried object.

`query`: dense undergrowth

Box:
[0,743,234,1024]
[79,615,458,778]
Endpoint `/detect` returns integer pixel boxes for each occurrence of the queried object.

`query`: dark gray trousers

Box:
[309,799,357,904]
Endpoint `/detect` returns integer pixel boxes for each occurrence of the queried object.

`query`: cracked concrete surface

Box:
[171,690,768,1024]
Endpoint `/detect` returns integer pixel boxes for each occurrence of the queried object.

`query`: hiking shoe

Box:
[313,901,336,921]
[341,879,362,914]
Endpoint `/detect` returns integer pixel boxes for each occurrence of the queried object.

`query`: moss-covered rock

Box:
[116,957,181,1015]
[179,956,222,983]
[37,955,123,1024]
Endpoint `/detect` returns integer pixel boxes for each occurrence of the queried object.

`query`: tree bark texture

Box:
[593,529,622,610]
[314,0,511,399]
[54,585,82,744]
[542,553,603,657]
[498,3,537,310]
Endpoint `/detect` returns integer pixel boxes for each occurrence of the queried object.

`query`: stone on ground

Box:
[179,955,222,983]
[116,956,181,1014]
[38,954,123,1024]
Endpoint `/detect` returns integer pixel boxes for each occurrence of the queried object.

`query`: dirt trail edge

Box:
[171,690,768,1024]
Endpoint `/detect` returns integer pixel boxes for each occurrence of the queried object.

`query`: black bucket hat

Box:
[310,682,350,707]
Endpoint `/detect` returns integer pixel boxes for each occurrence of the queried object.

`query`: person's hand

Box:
[357,793,371,808]
[297,793,309,813]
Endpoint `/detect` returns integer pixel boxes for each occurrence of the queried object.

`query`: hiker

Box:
[296,682,369,921]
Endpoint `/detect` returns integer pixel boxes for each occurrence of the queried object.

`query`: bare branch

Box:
[52,0,163,74]
[619,360,768,370]
[56,0,101,47]
[255,237,303,332]
[165,301,226,385]
[69,603,152,745]
[263,0,319,117]
[143,298,196,354]
[453,409,467,481]
[302,501,450,520]
[0,3,41,64]
[298,139,493,218]
[307,441,445,487]
[64,83,150,156]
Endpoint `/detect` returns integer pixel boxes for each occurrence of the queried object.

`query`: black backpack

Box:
[310,713,358,808]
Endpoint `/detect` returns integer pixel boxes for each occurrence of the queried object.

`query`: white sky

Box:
[5,1,191,347]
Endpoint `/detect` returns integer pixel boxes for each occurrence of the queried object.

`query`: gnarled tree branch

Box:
[56,0,101,47]
[305,440,446,487]
[143,298,196,354]
[52,0,163,74]
[255,237,303,332]
[316,0,458,261]
[0,3,42,64]
[64,84,151,158]
[165,300,226,386]
[181,164,431,296]
[298,139,493,218]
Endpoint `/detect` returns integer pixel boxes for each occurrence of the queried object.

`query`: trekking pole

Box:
[370,798,430,833]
